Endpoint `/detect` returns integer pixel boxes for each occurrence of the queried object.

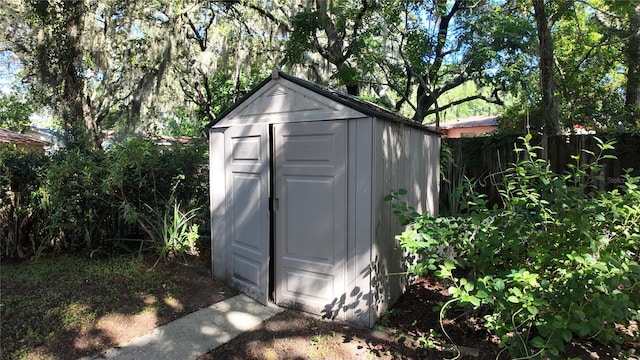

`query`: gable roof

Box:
[0,127,51,149]
[210,71,440,135]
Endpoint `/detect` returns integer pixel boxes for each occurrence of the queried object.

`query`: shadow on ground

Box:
[1,254,237,360]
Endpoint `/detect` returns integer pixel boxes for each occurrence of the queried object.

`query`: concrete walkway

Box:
[82,294,283,360]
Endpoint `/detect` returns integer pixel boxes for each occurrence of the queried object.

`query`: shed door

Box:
[274,120,347,317]
[225,124,270,304]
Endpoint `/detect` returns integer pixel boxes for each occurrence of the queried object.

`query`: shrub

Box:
[105,137,208,261]
[392,134,640,358]
[0,145,49,258]
[1,137,209,260]
[46,148,113,253]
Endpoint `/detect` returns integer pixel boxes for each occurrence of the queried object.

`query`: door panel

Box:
[225,125,269,304]
[274,121,347,317]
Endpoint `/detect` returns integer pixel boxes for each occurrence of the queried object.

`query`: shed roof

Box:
[210,71,440,135]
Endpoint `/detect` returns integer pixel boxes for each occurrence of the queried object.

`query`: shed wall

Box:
[209,75,440,328]
[210,129,226,279]
[371,119,440,323]
[345,117,375,326]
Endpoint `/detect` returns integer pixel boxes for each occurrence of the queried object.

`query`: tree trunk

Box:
[533,0,561,137]
[413,82,434,122]
[62,0,94,149]
[624,5,640,116]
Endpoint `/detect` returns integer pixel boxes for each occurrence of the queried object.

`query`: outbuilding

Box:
[210,71,440,327]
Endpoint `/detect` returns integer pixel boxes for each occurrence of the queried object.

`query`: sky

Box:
[0,51,22,95]
[0,50,54,128]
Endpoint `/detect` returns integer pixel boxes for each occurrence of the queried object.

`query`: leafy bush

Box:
[105,138,208,261]
[392,134,640,358]
[0,137,209,260]
[0,145,49,258]
[46,148,113,253]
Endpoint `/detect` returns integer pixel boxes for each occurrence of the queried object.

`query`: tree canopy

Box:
[0,0,638,149]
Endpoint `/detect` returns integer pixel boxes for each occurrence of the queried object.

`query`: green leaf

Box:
[537,324,550,337]
[507,295,520,303]
[436,268,451,278]
[560,329,572,342]
[530,336,545,348]
[444,259,456,270]
[464,281,475,292]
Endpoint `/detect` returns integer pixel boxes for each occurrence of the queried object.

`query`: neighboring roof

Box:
[439,115,499,129]
[0,127,52,148]
[210,70,441,135]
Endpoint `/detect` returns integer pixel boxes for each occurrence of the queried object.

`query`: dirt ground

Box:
[17,259,239,360]
[201,275,640,360]
[201,276,502,360]
[7,255,638,360]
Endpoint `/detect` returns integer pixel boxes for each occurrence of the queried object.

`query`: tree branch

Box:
[428,0,463,84]
[343,0,370,61]
[549,0,573,28]
[424,92,503,116]
[241,0,291,32]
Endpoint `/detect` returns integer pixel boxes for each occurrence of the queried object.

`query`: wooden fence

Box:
[441,133,640,211]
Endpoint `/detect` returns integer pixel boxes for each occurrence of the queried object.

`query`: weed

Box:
[375,308,407,330]
[309,331,341,359]
[417,329,442,350]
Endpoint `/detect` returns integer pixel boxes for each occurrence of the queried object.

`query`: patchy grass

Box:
[0,254,236,360]
[3,256,637,360]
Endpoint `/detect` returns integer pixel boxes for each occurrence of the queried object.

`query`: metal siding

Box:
[372,119,396,322]
[346,119,357,322]
[421,132,430,214]
[411,128,424,213]
[430,136,441,216]
[423,132,432,215]
[389,124,407,311]
[371,119,383,326]
[370,120,441,325]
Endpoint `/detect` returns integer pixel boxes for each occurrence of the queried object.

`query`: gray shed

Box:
[210,71,440,327]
